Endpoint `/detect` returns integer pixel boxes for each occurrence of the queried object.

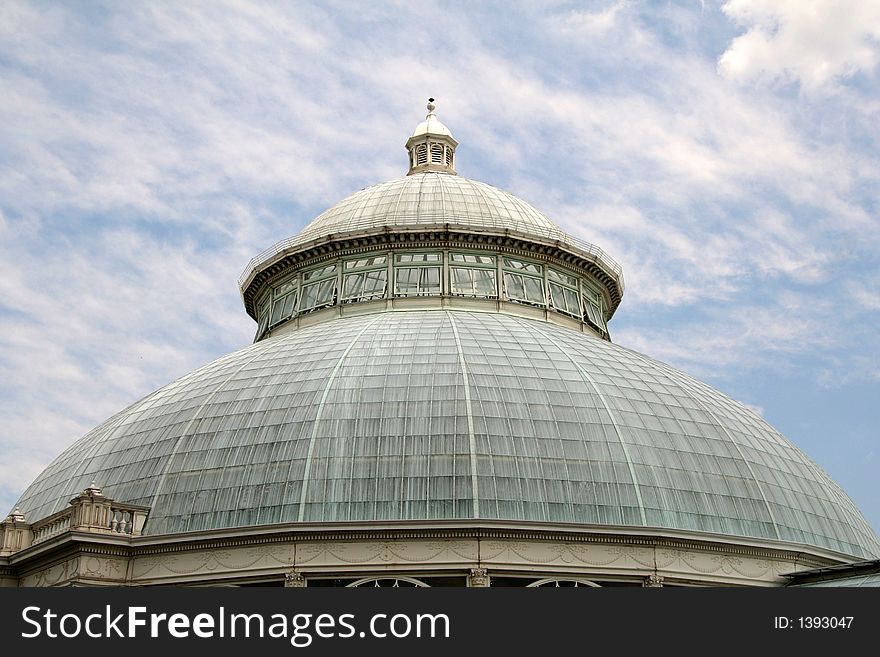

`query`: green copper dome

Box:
[14,310,880,558]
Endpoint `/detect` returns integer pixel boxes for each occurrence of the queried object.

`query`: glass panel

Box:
[451,267,471,294]
[583,296,605,329]
[582,283,601,304]
[395,266,441,296]
[302,264,337,282]
[363,270,387,297]
[276,279,297,296]
[523,276,545,304]
[450,253,495,265]
[343,270,387,301]
[342,272,364,299]
[548,268,578,287]
[504,272,525,300]
[257,294,270,320]
[314,279,336,306]
[395,253,441,263]
[504,257,542,274]
[474,269,497,296]
[270,290,298,326]
[345,255,387,270]
[256,294,271,337]
[421,267,441,294]
[550,283,580,316]
[563,288,580,315]
[395,267,418,294]
[300,279,336,311]
[451,267,497,297]
[505,272,545,304]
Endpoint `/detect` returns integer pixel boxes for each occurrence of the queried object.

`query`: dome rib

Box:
[297,315,382,522]
[149,348,267,521]
[447,311,481,518]
[524,321,649,527]
[640,352,782,541]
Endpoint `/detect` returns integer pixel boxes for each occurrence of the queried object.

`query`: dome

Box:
[238,172,625,311]
[7,100,878,589]
[409,98,454,139]
[410,114,453,138]
[295,173,570,246]
[14,310,880,559]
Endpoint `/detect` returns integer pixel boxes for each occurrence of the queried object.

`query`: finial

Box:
[427,97,436,116]
[6,506,25,522]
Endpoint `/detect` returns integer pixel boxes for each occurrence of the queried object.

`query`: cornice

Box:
[122,521,842,567]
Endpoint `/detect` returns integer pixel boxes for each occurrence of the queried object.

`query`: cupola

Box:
[405,98,458,175]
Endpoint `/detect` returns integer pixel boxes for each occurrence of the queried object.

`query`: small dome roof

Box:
[409,98,454,138]
[14,311,880,558]
[410,115,453,138]
[238,172,625,313]
[292,173,569,246]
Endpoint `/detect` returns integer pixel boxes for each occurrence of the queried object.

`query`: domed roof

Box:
[239,172,622,292]
[292,173,570,248]
[15,310,880,558]
[409,97,455,139]
[410,113,453,138]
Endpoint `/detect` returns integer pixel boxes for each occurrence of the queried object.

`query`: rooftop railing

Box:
[1,484,149,554]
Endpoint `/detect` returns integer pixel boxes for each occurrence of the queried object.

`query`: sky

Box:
[1,0,879,536]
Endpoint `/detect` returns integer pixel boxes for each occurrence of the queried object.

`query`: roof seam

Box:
[446,311,480,518]
[147,347,270,522]
[297,315,383,522]
[628,351,783,542]
[522,322,648,527]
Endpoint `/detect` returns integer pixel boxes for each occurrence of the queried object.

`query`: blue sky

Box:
[1,1,879,535]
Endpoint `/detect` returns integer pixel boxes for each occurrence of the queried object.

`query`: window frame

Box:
[298,263,339,313]
[503,256,546,306]
[449,252,498,298]
[393,252,443,297]
[548,268,582,318]
[342,254,389,303]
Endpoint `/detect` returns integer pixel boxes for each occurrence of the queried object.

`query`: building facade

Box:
[3,101,878,587]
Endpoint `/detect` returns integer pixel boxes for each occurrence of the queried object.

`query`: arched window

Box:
[416,143,427,165]
[347,577,429,587]
[445,147,454,166]
[526,578,600,587]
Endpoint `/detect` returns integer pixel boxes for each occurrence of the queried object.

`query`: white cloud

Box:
[613,293,838,378]
[719,0,880,90]
[547,2,623,36]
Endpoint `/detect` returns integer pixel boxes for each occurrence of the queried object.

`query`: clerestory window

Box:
[343,255,388,302]
[450,253,497,297]
[299,264,338,312]
[503,257,545,306]
[394,253,442,296]
[548,268,581,318]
